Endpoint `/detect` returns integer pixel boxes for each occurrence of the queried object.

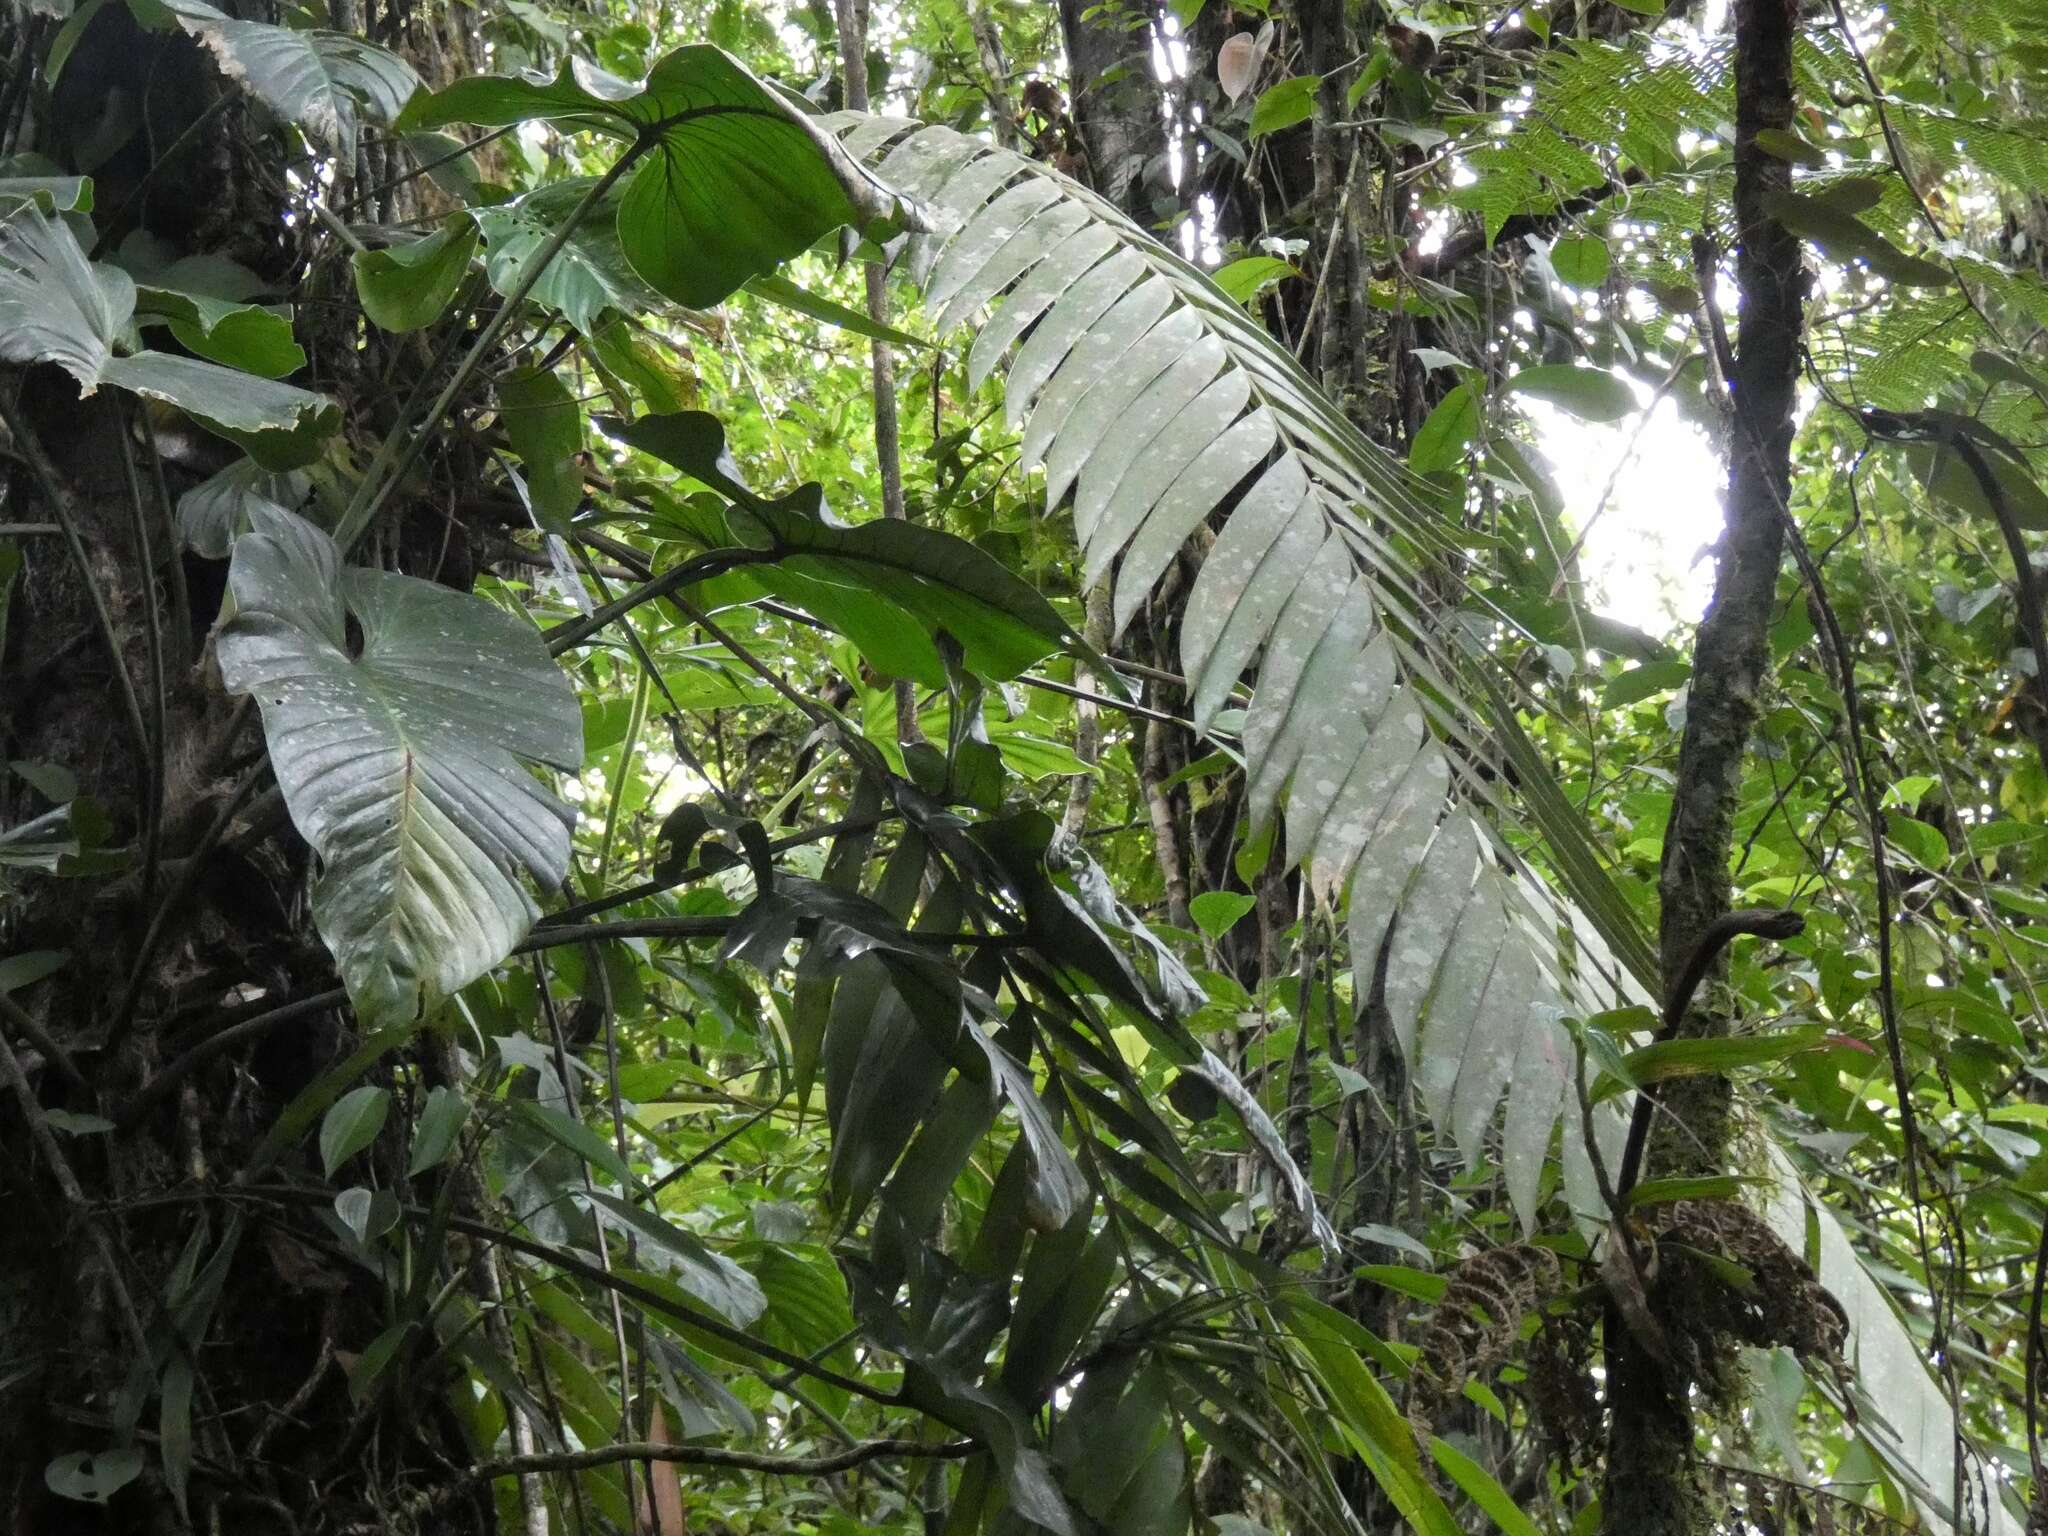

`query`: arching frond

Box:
[834,115,2012,1536]
[829,112,1651,1237]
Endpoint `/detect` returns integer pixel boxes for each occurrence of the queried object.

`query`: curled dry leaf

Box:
[1217,32,1259,102]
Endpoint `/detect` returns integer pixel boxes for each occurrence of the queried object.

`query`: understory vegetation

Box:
[4,0,2048,1534]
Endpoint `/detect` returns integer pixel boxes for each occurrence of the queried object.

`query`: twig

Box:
[541,549,775,655]
[118,987,348,1130]
[836,0,922,746]
[138,407,193,667]
[88,93,235,258]
[0,991,85,1089]
[2028,1219,2048,1493]
[109,763,268,1045]
[0,1028,152,1358]
[115,400,167,908]
[334,125,519,215]
[1614,907,1804,1198]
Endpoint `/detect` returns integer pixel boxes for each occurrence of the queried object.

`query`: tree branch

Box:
[470,1436,977,1482]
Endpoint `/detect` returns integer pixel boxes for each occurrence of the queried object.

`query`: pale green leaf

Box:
[216,505,582,1026]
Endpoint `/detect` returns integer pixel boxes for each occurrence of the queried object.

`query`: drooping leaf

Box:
[1188,890,1256,939]
[1410,382,1481,472]
[969,1031,1085,1231]
[352,215,478,333]
[1210,254,1299,304]
[406,1086,468,1176]
[43,1448,144,1505]
[744,270,927,348]
[512,1098,634,1187]
[1429,1437,1545,1536]
[583,1188,767,1326]
[216,505,582,1026]
[1548,233,1611,288]
[1763,189,1955,288]
[136,289,304,378]
[176,459,313,558]
[164,0,419,158]
[103,351,340,469]
[1505,363,1637,422]
[1217,31,1261,102]
[612,408,1102,685]
[498,365,585,530]
[1906,439,2048,532]
[1248,75,1320,139]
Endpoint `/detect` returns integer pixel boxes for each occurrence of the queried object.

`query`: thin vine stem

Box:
[115,399,166,909]
[0,391,152,792]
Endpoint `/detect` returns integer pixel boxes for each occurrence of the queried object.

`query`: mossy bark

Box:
[1603,2,1807,1533]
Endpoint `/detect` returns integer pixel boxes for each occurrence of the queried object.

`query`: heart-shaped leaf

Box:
[45,1448,144,1504]
[406,1085,469,1176]
[402,44,911,309]
[217,505,582,1025]
[320,1085,390,1177]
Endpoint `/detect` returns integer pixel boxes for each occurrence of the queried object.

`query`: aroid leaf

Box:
[402,44,915,308]
[217,505,582,1026]
[164,0,419,159]
[0,208,336,467]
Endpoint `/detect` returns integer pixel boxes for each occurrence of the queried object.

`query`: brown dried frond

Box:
[1407,1242,1560,1439]
[1651,1198,1849,1401]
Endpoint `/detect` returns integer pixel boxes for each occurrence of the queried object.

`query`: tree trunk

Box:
[0,5,502,1530]
[1604,2,1805,1531]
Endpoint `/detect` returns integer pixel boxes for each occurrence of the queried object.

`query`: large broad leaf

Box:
[162,0,419,159]
[352,215,478,334]
[0,208,336,467]
[216,505,582,1026]
[401,44,912,308]
[116,236,303,377]
[0,203,128,386]
[101,352,339,470]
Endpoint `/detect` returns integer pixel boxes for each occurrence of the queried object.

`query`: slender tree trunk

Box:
[1604,3,1805,1531]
